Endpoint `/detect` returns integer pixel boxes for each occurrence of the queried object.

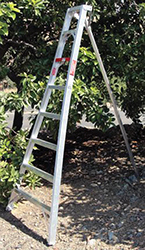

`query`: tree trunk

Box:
[8,69,24,133]
[12,107,24,132]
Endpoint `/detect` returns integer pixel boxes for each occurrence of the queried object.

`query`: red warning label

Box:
[52,67,56,75]
[70,60,77,76]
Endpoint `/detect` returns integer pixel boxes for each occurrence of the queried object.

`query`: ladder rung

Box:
[63,29,76,37]
[23,163,53,183]
[32,138,57,151]
[55,57,70,62]
[48,85,65,90]
[14,188,50,214]
[40,111,60,120]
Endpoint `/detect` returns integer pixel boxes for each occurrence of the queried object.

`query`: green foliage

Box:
[1,0,144,126]
[0,118,41,205]
[0,106,7,136]
[89,0,145,122]
[0,2,20,43]
[28,51,115,137]
[20,73,45,109]
[0,73,45,113]
[0,65,9,80]
[23,171,42,189]
[74,47,115,131]
[0,164,19,205]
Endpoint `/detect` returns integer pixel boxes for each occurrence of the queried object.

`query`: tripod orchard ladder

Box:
[6,4,138,246]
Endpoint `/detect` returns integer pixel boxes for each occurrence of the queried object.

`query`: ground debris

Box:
[0,125,145,250]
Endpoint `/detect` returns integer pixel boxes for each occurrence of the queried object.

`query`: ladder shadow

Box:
[0,205,48,246]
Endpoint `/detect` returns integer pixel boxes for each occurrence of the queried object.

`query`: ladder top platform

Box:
[68,5,92,13]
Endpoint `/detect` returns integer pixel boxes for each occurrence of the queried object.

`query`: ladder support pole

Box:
[48,6,92,246]
[85,21,139,179]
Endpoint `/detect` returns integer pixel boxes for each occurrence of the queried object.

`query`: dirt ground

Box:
[0,124,145,250]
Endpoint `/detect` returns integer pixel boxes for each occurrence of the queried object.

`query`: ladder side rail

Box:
[48,6,92,246]
[25,9,72,141]
[45,9,72,87]
[85,21,139,179]
[28,11,72,139]
[18,12,73,164]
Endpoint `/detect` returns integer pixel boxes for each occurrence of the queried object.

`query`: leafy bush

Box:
[0,111,41,206]
[0,163,19,205]
[13,47,115,139]
[23,55,115,139]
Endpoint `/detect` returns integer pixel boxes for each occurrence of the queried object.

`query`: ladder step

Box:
[23,163,53,183]
[32,138,57,151]
[48,85,65,90]
[40,111,60,120]
[63,29,76,37]
[14,188,50,214]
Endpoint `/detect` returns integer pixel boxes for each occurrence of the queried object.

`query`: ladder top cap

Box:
[68,5,92,13]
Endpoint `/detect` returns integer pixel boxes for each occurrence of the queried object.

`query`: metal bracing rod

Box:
[85,21,139,179]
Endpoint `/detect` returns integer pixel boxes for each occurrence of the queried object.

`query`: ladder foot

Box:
[47,242,55,247]
[6,203,14,212]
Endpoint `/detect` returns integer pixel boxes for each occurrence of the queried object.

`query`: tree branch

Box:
[6,39,37,51]
[0,39,36,60]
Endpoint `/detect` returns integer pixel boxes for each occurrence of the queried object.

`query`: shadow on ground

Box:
[0,125,145,249]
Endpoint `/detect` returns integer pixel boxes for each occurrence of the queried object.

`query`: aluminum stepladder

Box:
[7,4,138,246]
[7,5,93,246]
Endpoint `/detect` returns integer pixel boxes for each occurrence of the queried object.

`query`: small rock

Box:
[97,170,103,174]
[128,174,138,183]
[90,170,96,176]
[134,242,139,247]
[136,232,142,237]
[15,245,21,249]
[118,221,124,228]
[123,183,129,190]
[88,239,96,246]
[100,227,107,234]
[86,238,97,250]
[117,190,123,195]
[126,234,133,240]
[90,183,98,187]
[130,196,138,202]
[110,223,116,229]
[82,226,87,231]
[124,205,131,211]
[108,231,118,243]
[60,221,67,228]
[108,231,114,241]
[129,216,136,222]
[141,169,145,179]
[94,233,100,239]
